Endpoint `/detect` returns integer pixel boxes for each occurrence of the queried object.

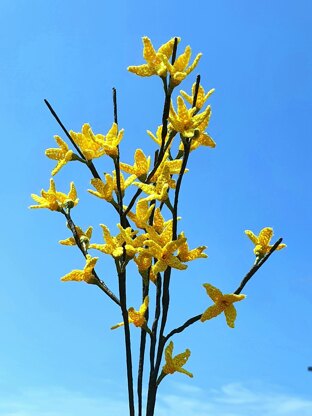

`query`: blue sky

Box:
[0,0,311,415]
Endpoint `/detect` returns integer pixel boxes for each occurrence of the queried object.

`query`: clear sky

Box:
[0,1,311,415]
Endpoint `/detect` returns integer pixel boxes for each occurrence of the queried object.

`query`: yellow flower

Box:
[159,45,202,86]
[111,296,149,330]
[89,224,146,259]
[119,149,151,181]
[30,179,78,211]
[88,174,114,201]
[60,255,98,284]
[152,207,172,234]
[126,199,155,229]
[128,36,179,78]
[169,96,211,138]
[142,235,187,275]
[147,125,173,149]
[59,226,93,249]
[245,227,286,258]
[45,135,74,176]
[134,165,172,202]
[177,232,207,262]
[201,283,246,328]
[180,83,215,110]
[70,123,106,160]
[162,341,193,378]
[101,122,124,158]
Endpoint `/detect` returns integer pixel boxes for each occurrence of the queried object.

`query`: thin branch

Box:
[164,238,284,342]
[62,210,120,305]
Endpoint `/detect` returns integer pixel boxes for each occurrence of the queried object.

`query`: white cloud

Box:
[0,381,312,416]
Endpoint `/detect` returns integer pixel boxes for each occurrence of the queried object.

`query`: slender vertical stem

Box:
[112,88,135,416]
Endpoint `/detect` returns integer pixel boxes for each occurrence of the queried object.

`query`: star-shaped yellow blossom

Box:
[101,122,124,158]
[70,123,106,160]
[180,83,215,110]
[111,296,149,330]
[133,165,171,202]
[151,156,187,188]
[30,179,78,211]
[89,224,147,259]
[159,45,202,86]
[245,227,286,259]
[119,149,151,181]
[113,170,137,196]
[59,225,93,249]
[169,96,212,139]
[152,208,173,234]
[162,341,193,378]
[147,125,173,149]
[88,174,114,202]
[126,199,155,229]
[45,135,74,176]
[142,235,187,275]
[177,232,207,262]
[182,109,216,151]
[200,283,246,328]
[128,36,180,78]
[60,255,98,285]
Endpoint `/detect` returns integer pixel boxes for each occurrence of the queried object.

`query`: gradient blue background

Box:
[0,1,311,415]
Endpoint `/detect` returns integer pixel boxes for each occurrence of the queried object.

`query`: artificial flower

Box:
[126,199,155,229]
[180,83,215,110]
[60,255,98,284]
[159,45,202,86]
[177,232,207,262]
[128,36,179,78]
[111,296,149,330]
[70,123,106,160]
[162,341,193,378]
[30,179,78,211]
[120,149,150,181]
[45,135,73,175]
[201,283,246,328]
[88,174,114,201]
[245,227,286,259]
[169,96,211,138]
[59,225,93,249]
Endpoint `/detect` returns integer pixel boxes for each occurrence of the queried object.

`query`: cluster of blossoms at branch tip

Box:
[30,35,286,393]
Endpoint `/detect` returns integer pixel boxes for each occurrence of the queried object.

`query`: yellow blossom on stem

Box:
[45,135,74,176]
[101,122,124,158]
[177,232,207,262]
[60,255,98,285]
[142,235,187,275]
[152,207,173,234]
[30,179,78,211]
[59,225,93,249]
[127,36,180,78]
[245,227,286,259]
[159,45,202,86]
[161,341,193,378]
[89,224,146,259]
[111,296,149,330]
[147,125,173,149]
[70,123,106,160]
[201,283,246,328]
[119,149,151,181]
[180,83,215,110]
[88,174,114,202]
[133,165,171,202]
[126,199,155,229]
[169,96,211,138]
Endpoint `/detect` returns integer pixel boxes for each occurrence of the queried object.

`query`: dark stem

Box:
[62,210,120,305]
[164,238,284,342]
[192,75,201,108]
[112,88,135,415]
[137,283,149,416]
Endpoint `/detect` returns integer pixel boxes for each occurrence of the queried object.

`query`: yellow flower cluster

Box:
[30,36,286,390]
